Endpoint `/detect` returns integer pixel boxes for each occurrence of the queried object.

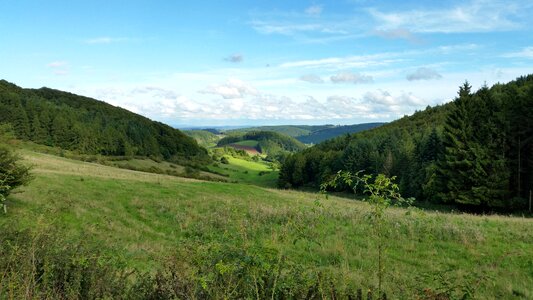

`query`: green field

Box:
[231,140,259,148]
[1,149,532,298]
[208,156,278,187]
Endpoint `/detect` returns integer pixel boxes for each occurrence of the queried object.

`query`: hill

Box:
[0,80,209,165]
[183,129,221,148]
[279,75,533,212]
[296,123,385,144]
[227,123,384,144]
[1,149,531,298]
[227,125,332,137]
[217,131,306,158]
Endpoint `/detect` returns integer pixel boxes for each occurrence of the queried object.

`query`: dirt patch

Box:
[228,144,260,155]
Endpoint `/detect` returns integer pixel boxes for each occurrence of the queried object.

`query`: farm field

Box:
[1,149,532,298]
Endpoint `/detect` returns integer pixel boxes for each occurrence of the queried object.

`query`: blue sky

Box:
[1,0,532,126]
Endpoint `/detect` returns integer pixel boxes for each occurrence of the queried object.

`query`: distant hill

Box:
[0,80,210,165]
[227,123,384,144]
[217,131,306,158]
[183,130,221,147]
[295,123,385,144]
[227,125,332,138]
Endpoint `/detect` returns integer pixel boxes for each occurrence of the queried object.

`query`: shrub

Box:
[0,146,32,213]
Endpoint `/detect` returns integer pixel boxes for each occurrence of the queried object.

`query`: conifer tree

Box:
[438,81,478,204]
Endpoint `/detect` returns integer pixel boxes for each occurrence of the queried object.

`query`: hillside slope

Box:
[0,80,209,164]
[1,149,531,298]
[183,129,221,147]
[280,75,533,211]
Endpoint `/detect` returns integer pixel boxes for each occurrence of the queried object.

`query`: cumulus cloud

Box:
[300,74,324,83]
[406,67,442,81]
[330,71,373,84]
[199,78,259,99]
[84,83,432,123]
[305,5,323,16]
[363,90,425,107]
[224,53,244,63]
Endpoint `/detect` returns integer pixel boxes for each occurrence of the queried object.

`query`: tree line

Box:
[279,75,533,211]
[0,80,210,165]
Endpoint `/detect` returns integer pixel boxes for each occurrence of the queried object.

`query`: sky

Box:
[1,0,532,127]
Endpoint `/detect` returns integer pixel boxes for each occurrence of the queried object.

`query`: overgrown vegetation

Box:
[0,124,32,213]
[0,150,531,298]
[321,172,413,297]
[280,75,533,212]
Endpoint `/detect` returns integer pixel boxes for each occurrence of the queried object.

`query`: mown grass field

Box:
[1,150,532,298]
[208,156,278,187]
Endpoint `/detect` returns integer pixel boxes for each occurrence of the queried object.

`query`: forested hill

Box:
[0,80,210,164]
[227,123,385,144]
[217,131,306,156]
[279,75,533,212]
[296,123,385,144]
[183,129,220,147]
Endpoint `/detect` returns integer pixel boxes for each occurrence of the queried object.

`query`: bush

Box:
[0,146,32,213]
[220,156,230,164]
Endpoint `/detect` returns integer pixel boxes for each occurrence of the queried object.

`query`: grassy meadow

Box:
[1,149,532,299]
[208,155,279,187]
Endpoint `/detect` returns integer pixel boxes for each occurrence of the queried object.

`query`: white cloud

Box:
[199,78,259,99]
[47,61,69,76]
[251,21,323,35]
[280,54,400,69]
[300,74,324,83]
[363,90,425,107]
[47,61,68,68]
[406,67,443,81]
[503,46,533,59]
[369,0,522,33]
[305,5,323,16]
[84,37,131,44]
[330,71,373,84]
[78,81,435,123]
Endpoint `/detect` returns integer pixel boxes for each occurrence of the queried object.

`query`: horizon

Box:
[1,0,532,126]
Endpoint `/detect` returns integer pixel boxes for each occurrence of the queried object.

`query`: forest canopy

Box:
[0,80,210,165]
[279,75,533,211]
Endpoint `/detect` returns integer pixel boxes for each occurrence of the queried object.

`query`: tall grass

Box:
[1,150,532,299]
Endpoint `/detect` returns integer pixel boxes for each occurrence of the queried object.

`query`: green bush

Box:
[0,147,32,213]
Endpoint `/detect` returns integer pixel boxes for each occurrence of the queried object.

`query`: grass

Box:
[208,156,278,188]
[2,149,533,298]
[232,140,259,147]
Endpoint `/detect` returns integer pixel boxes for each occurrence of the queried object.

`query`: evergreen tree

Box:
[438,81,478,204]
[30,116,47,144]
